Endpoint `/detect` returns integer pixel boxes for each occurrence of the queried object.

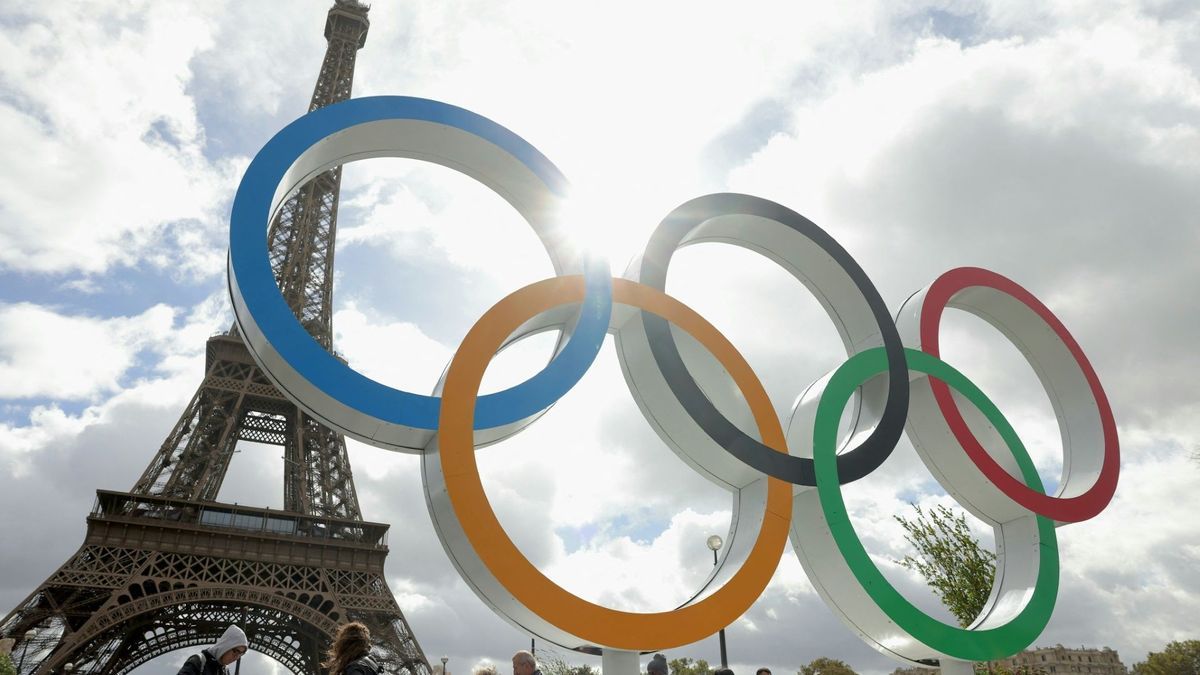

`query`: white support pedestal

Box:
[941,660,975,675]
[601,649,640,675]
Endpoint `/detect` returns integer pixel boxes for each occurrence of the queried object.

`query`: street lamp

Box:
[706,535,728,668]
[64,663,76,675]
[441,655,449,675]
[706,535,723,565]
[17,629,38,675]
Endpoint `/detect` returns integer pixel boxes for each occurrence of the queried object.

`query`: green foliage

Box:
[1132,640,1200,675]
[668,657,711,675]
[0,652,15,675]
[894,503,996,627]
[797,657,857,675]
[536,647,598,675]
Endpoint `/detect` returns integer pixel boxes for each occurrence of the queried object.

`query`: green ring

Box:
[814,347,1059,661]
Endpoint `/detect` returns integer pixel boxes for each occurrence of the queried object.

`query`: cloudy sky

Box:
[1,1,1198,675]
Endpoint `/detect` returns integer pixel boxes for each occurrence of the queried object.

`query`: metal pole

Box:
[236,610,245,675]
[17,635,33,675]
[718,629,728,669]
[712,548,727,667]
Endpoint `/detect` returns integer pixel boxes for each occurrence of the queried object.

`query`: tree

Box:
[1132,640,1200,675]
[536,648,599,675]
[893,503,996,627]
[669,657,712,675]
[797,657,857,675]
[0,652,15,675]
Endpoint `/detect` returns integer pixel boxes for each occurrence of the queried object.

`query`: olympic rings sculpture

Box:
[228,96,1120,666]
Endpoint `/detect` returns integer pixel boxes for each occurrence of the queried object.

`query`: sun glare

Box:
[556,185,653,274]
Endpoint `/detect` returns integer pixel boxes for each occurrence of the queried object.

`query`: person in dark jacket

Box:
[176,625,249,675]
[324,622,379,675]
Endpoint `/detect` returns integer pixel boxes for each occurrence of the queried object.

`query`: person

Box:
[714,669,735,675]
[512,650,541,675]
[756,669,771,675]
[323,622,380,675]
[177,625,248,675]
[647,654,668,675]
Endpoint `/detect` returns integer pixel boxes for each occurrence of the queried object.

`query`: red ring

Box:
[919,267,1118,522]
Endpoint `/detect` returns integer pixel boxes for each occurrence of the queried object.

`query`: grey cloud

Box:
[823,105,1200,436]
[0,398,186,608]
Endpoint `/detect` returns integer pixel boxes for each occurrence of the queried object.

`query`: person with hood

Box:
[323,622,380,675]
[176,625,248,675]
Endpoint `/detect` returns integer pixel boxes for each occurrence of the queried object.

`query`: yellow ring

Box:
[438,276,792,649]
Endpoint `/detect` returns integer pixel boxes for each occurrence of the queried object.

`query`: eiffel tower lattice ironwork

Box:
[1,3,433,674]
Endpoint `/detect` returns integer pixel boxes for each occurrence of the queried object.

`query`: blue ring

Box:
[229,96,611,431]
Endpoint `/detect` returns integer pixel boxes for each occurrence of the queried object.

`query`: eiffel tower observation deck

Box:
[0,2,433,674]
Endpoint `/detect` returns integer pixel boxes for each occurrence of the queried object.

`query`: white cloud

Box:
[338,159,557,294]
[0,290,227,469]
[333,300,454,395]
[0,403,101,458]
[0,358,202,477]
[543,508,732,613]
[0,0,240,276]
[729,17,1200,224]
[354,0,894,268]
[0,302,175,400]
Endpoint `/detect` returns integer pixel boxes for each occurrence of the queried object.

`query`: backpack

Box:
[178,651,225,675]
[345,655,381,675]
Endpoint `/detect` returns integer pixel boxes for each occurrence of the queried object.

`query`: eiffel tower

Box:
[1,3,432,674]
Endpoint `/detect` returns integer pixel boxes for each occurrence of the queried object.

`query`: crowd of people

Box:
[174,623,774,675]
[483,649,769,675]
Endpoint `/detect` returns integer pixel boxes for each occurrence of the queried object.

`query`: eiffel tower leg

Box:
[323,565,429,675]
[129,344,252,503]
[346,606,429,675]
[297,417,362,521]
[1,544,149,675]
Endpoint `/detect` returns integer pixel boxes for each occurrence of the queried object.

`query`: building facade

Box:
[890,645,1128,675]
[993,645,1127,675]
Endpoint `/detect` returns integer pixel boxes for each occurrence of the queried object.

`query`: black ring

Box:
[636,193,908,485]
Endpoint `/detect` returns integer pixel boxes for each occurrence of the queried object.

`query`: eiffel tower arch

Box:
[1,2,433,674]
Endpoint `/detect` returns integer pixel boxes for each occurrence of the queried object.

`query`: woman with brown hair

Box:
[323,622,379,675]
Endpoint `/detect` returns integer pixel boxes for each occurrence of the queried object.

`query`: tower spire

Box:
[266,0,369,350]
